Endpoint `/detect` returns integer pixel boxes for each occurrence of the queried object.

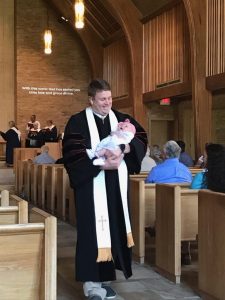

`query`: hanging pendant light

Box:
[44,7,52,54]
[74,0,85,29]
[44,29,52,54]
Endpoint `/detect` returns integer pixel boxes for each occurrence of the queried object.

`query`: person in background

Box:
[191,143,225,191]
[27,123,43,147]
[145,140,192,183]
[150,144,163,164]
[141,146,156,172]
[194,142,211,168]
[145,140,192,265]
[42,120,58,142]
[33,145,55,164]
[63,79,147,300]
[176,140,194,167]
[26,114,41,132]
[0,121,21,167]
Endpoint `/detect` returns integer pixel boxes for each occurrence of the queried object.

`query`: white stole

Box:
[85,107,132,250]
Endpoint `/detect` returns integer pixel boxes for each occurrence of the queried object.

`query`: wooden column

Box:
[183,0,212,157]
[0,0,15,131]
[104,0,147,129]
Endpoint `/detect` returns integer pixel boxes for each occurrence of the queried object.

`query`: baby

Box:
[87,119,136,166]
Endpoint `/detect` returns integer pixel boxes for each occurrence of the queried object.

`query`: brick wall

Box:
[16,0,91,136]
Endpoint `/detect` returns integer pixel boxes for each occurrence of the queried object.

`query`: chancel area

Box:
[0,0,225,299]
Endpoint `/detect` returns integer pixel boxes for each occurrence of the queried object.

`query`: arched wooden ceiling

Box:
[46,0,175,43]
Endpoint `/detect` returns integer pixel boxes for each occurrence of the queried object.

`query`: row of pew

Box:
[16,160,76,226]
[14,147,225,300]
[129,173,225,299]
[0,188,56,299]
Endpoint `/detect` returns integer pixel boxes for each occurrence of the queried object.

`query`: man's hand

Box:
[124,144,130,154]
[101,149,124,170]
[101,154,124,170]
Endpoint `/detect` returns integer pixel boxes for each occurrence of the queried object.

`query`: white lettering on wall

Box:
[21,86,81,96]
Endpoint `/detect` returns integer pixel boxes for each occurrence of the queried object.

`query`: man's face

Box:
[31,115,36,122]
[90,90,112,116]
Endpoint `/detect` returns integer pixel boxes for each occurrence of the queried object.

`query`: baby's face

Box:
[118,121,136,134]
[119,123,129,131]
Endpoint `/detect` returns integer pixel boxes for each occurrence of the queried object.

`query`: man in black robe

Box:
[63,79,147,300]
[0,121,21,167]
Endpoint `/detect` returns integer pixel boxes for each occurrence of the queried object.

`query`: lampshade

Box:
[44,29,52,54]
[74,0,85,29]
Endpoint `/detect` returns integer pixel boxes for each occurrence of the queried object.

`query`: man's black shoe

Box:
[88,295,102,300]
[102,285,117,299]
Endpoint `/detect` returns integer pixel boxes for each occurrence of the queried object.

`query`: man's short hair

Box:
[163,140,181,158]
[88,79,111,97]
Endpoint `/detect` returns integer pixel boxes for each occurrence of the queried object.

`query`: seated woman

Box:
[191,143,225,191]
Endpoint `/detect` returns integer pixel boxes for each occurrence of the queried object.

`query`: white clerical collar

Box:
[92,109,108,121]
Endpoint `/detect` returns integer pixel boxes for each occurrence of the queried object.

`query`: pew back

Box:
[130,179,190,264]
[0,191,28,224]
[0,207,56,299]
[155,184,198,283]
[198,189,225,299]
[14,148,40,193]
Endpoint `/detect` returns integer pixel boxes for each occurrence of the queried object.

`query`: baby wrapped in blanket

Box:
[86,118,136,166]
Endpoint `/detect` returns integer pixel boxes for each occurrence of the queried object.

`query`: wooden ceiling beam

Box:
[46,0,104,77]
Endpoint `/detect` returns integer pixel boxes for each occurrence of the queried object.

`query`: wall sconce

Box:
[44,7,52,54]
[74,0,85,29]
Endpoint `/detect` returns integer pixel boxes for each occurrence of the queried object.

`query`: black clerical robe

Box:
[63,109,147,282]
[0,129,21,164]
[42,126,58,142]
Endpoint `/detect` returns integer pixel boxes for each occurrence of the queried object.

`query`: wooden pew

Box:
[155,184,198,284]
[0,207,56,299]
[130,180,155,263]
[23,160,32,200]
[56,167,76,225]
[0,190,28,224]
[0,139,6,159]
[129,179,190,263]
[130,172,148,181]
[198,189,225,299]
[46,164,64,214]
[129,168,202,182]
[30,163,38,205]
[37,164,48,209]
[14,148,40,193]
[36,164,64,211]
[189,167,203,177]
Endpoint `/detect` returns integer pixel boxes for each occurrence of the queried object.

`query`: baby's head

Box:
[117,119,136,135]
